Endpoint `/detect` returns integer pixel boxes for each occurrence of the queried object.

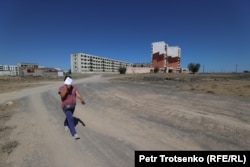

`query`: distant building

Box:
[71,53,133,73]
[17,62,39,76]
[17,62,39,69]
[126,62,153,74]
[17,62,62,76]
[132,63,151,68]
[151,41,181,73]
[0,65,18,75]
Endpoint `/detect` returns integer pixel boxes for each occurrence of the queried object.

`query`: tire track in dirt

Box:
[6,91,96,167]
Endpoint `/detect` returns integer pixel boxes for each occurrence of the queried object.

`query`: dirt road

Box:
[1,75,250,167]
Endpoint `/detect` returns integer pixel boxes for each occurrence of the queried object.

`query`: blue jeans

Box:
[62,107,77,136]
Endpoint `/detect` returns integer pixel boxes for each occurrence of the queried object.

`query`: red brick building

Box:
[152,41,181,73]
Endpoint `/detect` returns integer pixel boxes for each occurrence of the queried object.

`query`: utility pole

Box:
[235,64,238,73]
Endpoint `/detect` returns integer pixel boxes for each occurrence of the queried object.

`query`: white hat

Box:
[64,77,73,85]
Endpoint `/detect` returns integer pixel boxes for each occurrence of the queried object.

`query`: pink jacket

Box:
[58,85,78,108]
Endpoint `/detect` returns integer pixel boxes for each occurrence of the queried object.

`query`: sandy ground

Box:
[0,74,250,167]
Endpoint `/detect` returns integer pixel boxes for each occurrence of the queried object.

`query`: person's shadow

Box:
[73,117,86,127]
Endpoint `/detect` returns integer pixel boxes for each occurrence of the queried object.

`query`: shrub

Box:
[188,63,200,74]
[118,66,126,74]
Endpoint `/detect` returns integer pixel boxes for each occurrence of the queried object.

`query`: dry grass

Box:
[1,73,250,97]
[0,74,92,93]
[111,73,250,97]
[0,76,65,93]
[0,141,19,154]
[0,100,20,165]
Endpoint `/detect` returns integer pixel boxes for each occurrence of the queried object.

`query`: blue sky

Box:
[0,0,249,72]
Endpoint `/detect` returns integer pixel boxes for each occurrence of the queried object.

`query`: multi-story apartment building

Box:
[71,53,133,73]
[151,41,181,73]
[0,65,19,75]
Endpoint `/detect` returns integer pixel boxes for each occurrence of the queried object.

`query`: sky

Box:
[0,0,249,72]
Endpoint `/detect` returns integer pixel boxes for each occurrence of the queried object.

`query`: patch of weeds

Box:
[0,113,11,119]
[207,90,215,94]
[0,126,9,132]
[211,85,218,89]
[0,141,19,154]
[195,85,200,89]
[0,125,15,132]
[0,105,15,120]
[243,85,250,88]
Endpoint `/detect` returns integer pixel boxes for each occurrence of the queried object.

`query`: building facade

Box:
[17,63,62,76]
[151,41,181,73]
[0,65,19,75]
[71,53,133,73]
[17,62,39,75]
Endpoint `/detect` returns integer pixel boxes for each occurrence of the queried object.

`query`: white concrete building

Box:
[0,65,19,75]
[71,53,133,73]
